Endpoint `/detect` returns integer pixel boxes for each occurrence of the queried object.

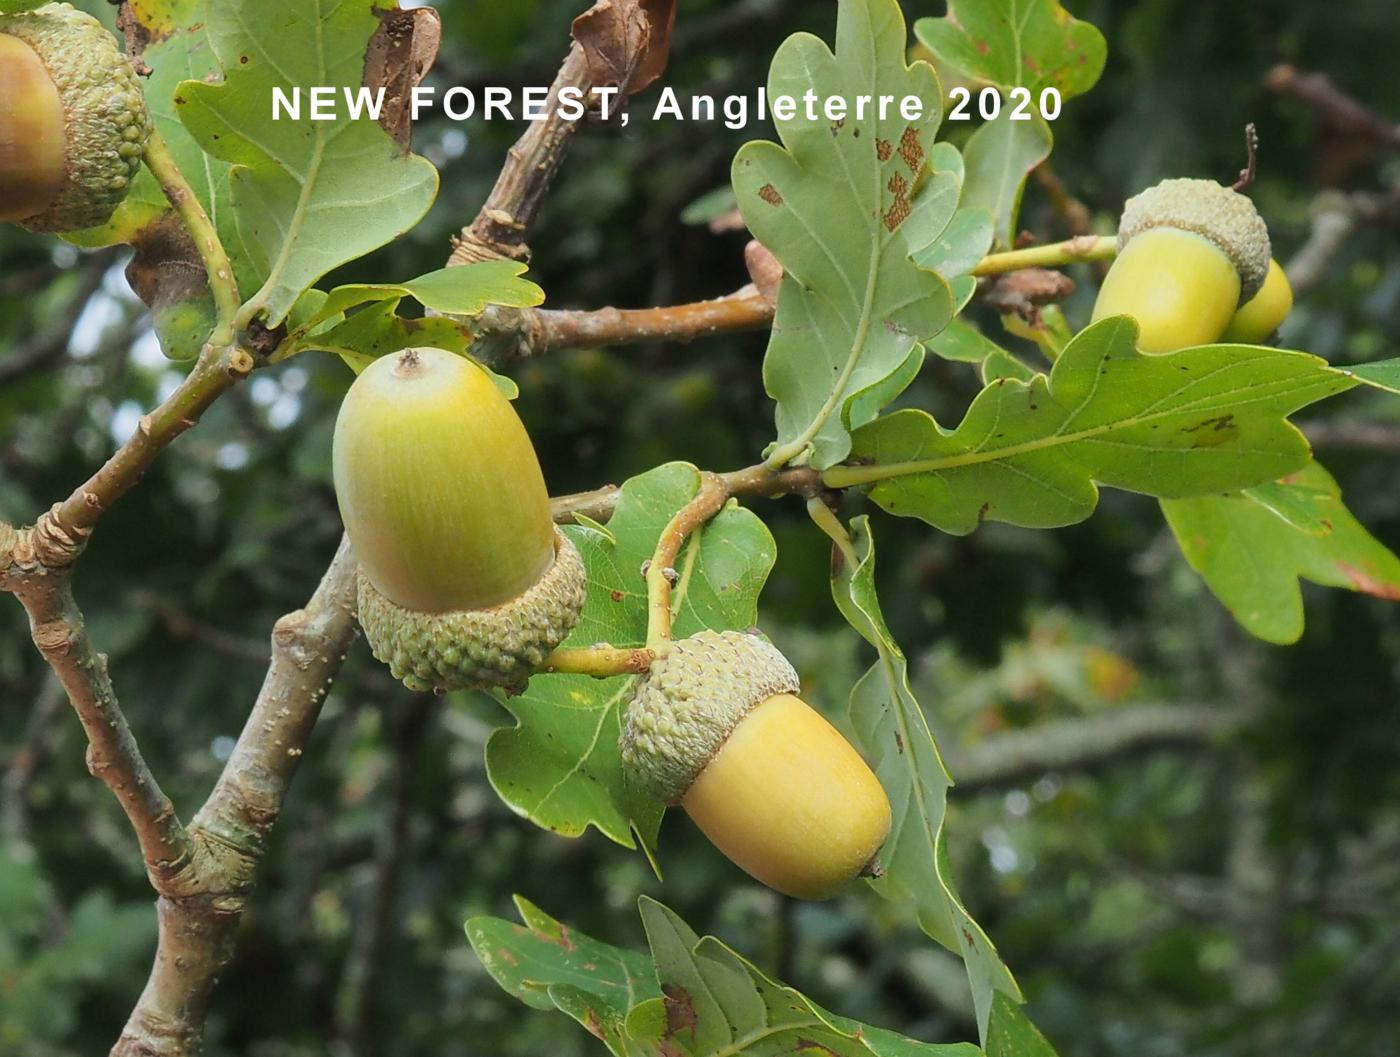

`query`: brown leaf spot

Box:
[1337,562,1400,600]
[758,183,784,207]
[898,126,924,172]
[794,1040,841,1057]
[497,947,518,967]
[894,731,904,753]
[1180,414,1238,446]
[883,173,911,232]
[662,983,698,1038]
[882,198,910,231]
[364,6,442,151]
[610,589,625,602]
[583,1007,606,1040]
[876,138,893,162]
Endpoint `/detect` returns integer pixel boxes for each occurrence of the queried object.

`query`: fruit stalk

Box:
[142,129,242,345]
[645,472,732,650]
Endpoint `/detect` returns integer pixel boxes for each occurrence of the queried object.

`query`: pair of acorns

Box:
[334,348,894,900]
[1092,177,1293,350]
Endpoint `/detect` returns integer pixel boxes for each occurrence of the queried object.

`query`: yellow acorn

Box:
[1222,258,1293,344]
[1092,178,1272,353]
[621,629,892,900]
[0,3,150,232]
[332,347,586,693]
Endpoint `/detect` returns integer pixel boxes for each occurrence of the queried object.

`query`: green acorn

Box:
[1092,178,1272,353]
[622,629,892,900]
[0,3,150,232]
[333,347,586,693]
[1222,258,1293,344]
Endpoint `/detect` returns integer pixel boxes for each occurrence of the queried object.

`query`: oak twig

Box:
[1265,64,1400,151]
[946,703,1249,793]
[533,287,773,352]
[551,462,822,526]
[542,646,656,677]
[3,557,193,882]
[112,535,359,1057]
[645,473,731,649]
[972,235,1117,277]
[1031,162,1093,236]
[447,45,594,266]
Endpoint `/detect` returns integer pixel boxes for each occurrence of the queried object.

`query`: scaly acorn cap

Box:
[0,3,150,232]
[356,527,587,693]
[1117,178,1271,303]
[621,629,801,803]
[334,347,587,693]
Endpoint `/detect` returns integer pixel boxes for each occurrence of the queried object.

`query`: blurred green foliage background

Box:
[2,1,1399,1055]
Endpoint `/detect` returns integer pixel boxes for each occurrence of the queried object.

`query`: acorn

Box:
[1222,258,1293,344]
[0,3,150,232]
[1091,178,1271,353]
[621,629,892,900]
[332,347,587,693]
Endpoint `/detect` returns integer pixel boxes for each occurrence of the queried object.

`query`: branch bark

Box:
[3,544,194,881]
[946,703,1248,793]
[447,43,593,266]
[111,535,359,1057]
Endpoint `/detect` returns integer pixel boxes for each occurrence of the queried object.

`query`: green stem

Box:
[143,130,241,347]
[644,473,731,651]
[805,497,860,570]
[541,646,655,678]
[972,235,1117,277]
[1000,304,1074,364]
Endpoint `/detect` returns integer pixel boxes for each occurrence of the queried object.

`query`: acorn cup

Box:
[0,3,150,232]
[621,629,893,901]
[1222,258,1293,344]
[332,347,587,693]
[1091,178,1272,353]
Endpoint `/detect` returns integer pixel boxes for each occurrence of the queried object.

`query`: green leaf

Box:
[914,0,1106,100]
[1162,460,1400,644]
[175,0,439,325]
[304,300,473,373]
[830,516,1020,1042]
[916,207,995,281]
[291,262,544,374]
[986,992,1060,1057]
[471,897,981,1057]
[467,896,659,1056]
[924,318,1038,383]
[310,262,545,326]
[830,319,1359,535]
[733,0,958,470]
[485,464,777,855]
[1347,358,1400,394]
[927,318,1006,365]
[961,111,1052,250]
[640,897,981,1056]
